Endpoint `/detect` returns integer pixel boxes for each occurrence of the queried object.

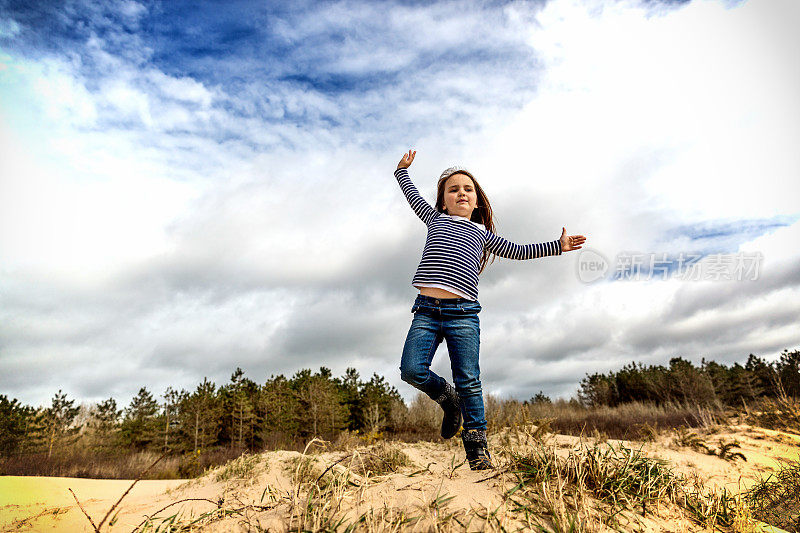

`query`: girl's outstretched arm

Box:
[394,149,439,226]
[484,230,562,260]
[484,227,587,259]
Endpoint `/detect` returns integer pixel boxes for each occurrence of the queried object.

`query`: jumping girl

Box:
[395,149,586,470]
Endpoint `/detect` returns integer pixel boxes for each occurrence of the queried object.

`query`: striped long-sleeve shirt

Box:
[395,167,561,301]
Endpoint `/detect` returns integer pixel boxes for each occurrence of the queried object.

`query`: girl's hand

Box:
[397,149,416,170]
[560,227,586,252]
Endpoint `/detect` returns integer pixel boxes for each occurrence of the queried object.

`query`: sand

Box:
[1,424,797,532]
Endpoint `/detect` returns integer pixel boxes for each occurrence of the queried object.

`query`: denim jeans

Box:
[399,294,487,431]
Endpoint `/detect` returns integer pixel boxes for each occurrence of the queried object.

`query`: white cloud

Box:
[0,125,198,285]
[146,70,215,107]
[119,0,147,20]
[482,0,800,221]
[0,17,21,38]
[1,0,798,407]
[29,58,98,127]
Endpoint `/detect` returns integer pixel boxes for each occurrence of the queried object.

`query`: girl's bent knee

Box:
[400,367,426,386]
[455,381,483,397]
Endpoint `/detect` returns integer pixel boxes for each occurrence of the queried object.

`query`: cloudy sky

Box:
[1,0,799,409]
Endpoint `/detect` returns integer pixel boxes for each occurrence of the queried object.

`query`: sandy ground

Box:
[1,424,797,532]
[0,476,185,531]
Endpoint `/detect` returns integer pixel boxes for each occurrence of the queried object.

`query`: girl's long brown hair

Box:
[436,171,497,275]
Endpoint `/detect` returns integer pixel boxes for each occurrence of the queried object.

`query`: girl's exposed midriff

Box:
[418,287,464,299]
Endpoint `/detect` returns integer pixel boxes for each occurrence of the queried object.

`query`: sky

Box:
[1,0,799,410]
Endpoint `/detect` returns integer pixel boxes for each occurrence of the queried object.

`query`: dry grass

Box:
[0,447,247,480]
[118,424,789,533]
[1,394,727,481]
[670,427,747,464]
[388,391,708,444]
[672,426,712,453]
[211,452,266,484]
[23,395,800,532]
[749,394,800,435]
[118,397,780,530]
[523,399,721,439]
[744,457,800,531]
[498,421,680,531]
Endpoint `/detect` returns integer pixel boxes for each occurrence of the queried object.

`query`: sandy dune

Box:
[1,424,797,532]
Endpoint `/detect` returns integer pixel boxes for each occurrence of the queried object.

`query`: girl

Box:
[395,149,586,470]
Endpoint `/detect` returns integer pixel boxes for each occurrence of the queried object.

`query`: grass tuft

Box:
[672,426,712,453]
[212,452,265,483]
[744,457,800,532]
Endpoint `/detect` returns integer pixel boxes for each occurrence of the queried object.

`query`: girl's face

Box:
[442,173,477,218]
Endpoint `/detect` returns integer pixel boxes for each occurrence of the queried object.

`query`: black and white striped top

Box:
[395,167,561,301]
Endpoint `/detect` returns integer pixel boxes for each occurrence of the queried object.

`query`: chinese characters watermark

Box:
[576,248,763,283]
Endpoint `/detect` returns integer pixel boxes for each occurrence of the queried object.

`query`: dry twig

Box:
[68,488,99,532]
[96,452,169,531]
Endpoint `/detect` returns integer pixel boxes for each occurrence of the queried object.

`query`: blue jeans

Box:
[400,294,486,431]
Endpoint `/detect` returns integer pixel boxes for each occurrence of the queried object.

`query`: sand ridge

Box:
[1,423,797,532]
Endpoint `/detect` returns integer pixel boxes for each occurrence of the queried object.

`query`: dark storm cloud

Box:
[625,311,800,365]
[666,258,800,321]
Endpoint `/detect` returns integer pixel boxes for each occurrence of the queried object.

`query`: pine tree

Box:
[358,373,402,434]
[776,349,800,398]
[294,369,326,438]
[179,378,221,452]
[338,367,362,431]
[667,357,716,405]
[292,368,347,439]
[89,397,121,449]
[120,387,160,450]
[641,363,669,403]
[728,363,762,406]
[44,390,80,459]
[745,354,777,397]
[578,372,616,407]
[161,387,185,452]
[0,395,26,457]
[616,362,652,404]
[259,374,301,447]
[21,407,49,454]
[227,368,257,450]
[528,391,552,404]
[702,359,731,405]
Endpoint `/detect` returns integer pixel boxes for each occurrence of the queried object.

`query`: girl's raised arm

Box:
[394,150,439,226]
[484,230,562,260]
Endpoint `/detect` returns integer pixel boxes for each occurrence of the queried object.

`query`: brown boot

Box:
[461,428,494,470]
[435,381,462,439]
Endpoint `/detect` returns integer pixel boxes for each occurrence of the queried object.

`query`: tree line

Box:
[578,349,800,407]
[2,349,797,463]
[0,366,405,460]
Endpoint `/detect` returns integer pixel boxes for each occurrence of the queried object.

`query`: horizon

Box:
[9,347,797,410]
